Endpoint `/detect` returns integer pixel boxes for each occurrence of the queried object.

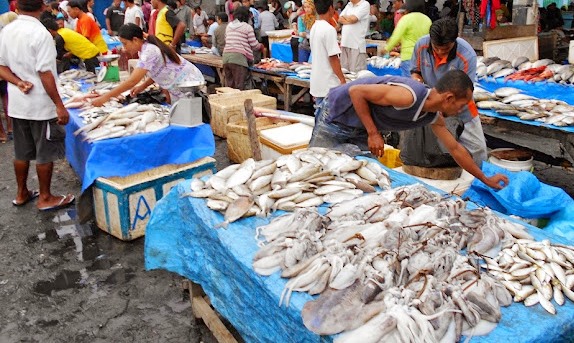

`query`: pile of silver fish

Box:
[253,184,538,342]
[186,148,391,227]
[474,86,574,127]
[367,56,402,69]
[73,102,170,142]
[482,239,574,315]
[476,56,571,82]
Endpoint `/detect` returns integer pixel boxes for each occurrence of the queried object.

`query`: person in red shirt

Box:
[67,0,107,54]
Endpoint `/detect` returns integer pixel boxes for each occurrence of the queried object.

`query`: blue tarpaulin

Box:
[464,162,574,240]
[65,108,215,192]
[367,64,403,77]
[145,159,574,343]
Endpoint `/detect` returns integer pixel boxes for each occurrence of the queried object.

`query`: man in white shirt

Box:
[338,0,370,72]
[124,0,145,29]
[200,15,218,48]
[310,0,345,107]
[192,5,208,34]
[0,0,75,211]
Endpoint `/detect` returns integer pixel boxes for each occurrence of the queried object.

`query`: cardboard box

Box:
[93,157,216,240]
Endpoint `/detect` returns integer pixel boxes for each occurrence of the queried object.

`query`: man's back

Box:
[0,15,57,120]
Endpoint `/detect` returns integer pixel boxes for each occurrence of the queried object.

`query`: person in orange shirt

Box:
[67,0,107,54]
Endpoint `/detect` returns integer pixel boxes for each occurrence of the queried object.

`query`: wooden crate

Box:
[208,90,277,138]
[93,157,216,240]
[226,117,291,163]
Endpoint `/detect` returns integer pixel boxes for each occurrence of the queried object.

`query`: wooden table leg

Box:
[285,83,292,111]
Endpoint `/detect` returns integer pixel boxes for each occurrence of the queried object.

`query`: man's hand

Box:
[56,105,70,125]
[482,173,509,190]
[368,131,385,157]
[17,80,33,94]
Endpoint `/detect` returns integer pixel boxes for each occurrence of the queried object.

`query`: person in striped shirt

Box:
[222,6,263,90]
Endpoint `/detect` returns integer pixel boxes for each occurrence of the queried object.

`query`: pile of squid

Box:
[253,184,543,342]
[186,148,391,227]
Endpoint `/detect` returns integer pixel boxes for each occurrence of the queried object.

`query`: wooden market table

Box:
[182,53,224,84]
[284,76,310,112]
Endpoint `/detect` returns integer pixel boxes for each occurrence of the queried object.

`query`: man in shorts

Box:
[0,0,75,210]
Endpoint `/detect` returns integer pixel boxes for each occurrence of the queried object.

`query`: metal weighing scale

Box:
[169,80,206,127]
[96,54,121,82]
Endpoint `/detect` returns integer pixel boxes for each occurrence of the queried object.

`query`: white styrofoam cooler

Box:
[259,123,313,159]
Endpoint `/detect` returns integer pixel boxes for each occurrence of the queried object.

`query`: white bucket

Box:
[488,148,533,172]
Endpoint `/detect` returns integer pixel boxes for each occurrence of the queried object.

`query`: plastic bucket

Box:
[488,148,533,172]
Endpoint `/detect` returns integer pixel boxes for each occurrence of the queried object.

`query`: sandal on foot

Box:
[38,194,75,212]
[12,190,40,206]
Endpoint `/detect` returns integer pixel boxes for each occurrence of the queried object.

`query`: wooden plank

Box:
[402,165,463,180]
[184,280,239,343]
[244,99,262,161]
[484,25,537,40]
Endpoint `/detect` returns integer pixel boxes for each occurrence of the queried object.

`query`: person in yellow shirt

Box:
[42,18,101,73]
[67,0,108,54]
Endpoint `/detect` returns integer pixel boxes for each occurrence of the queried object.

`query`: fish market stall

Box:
[145,150,574,342]
[475,78,574,162]
[59,72,215,192]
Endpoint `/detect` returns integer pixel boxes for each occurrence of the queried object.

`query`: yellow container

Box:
[379,146,402,169]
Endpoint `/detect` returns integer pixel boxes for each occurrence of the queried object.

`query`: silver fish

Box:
[216,195,254,229]
[492,68,515,79]
[501,93,536,104]
[494,87,522,98]
[511,56,529,68]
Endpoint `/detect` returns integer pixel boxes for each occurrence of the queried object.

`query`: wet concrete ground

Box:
[0,111,573,342]
[0,136,226,342]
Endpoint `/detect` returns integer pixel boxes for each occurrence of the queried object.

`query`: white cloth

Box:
[259,10,278,37]
[124,5,144,28]
[207,21,218,36]
[0,15,57,120]
[340,0,370,53]
[459,116,488,165]
[310,20,342,97]
[193,11,208,34]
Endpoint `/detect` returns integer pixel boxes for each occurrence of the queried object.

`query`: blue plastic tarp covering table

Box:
[367,64,403,77]
[271,42,381,64]
[65,108,215,192]
[144,158,574,343]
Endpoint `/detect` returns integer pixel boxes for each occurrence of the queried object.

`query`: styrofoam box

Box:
[93,157,216,241]
[259,123,312,159]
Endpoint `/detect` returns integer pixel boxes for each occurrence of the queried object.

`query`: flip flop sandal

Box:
[38,194,75,212]
[12,190,40,206]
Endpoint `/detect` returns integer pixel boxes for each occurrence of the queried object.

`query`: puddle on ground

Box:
[104,268,135,285]
[33,270,83,296]
[26,209,100,262]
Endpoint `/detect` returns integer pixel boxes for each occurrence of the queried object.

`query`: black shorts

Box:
[12,118,66,164]
[0,80,7,96]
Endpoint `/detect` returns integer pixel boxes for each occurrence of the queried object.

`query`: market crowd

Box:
[0,0,513,213]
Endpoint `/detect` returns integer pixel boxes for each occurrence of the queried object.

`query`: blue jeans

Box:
[309,99,370,152]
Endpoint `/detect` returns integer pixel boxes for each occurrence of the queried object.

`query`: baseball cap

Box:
[56,12,65,19]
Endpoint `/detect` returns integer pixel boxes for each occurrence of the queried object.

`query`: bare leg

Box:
[2,93,12,134]
[36,162,74,209]
[13,159,30,203]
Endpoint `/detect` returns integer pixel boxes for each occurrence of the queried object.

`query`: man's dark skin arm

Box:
[39,71,69,125]
[0,66,34,93]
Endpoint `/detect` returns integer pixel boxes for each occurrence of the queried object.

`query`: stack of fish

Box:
[186,148,391,227]
[477,56,574,84]
[482,239,574,315]
[474,86,574,127]
[73,102,170,142]
[367,55,402,69]
[253,184,540,341]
